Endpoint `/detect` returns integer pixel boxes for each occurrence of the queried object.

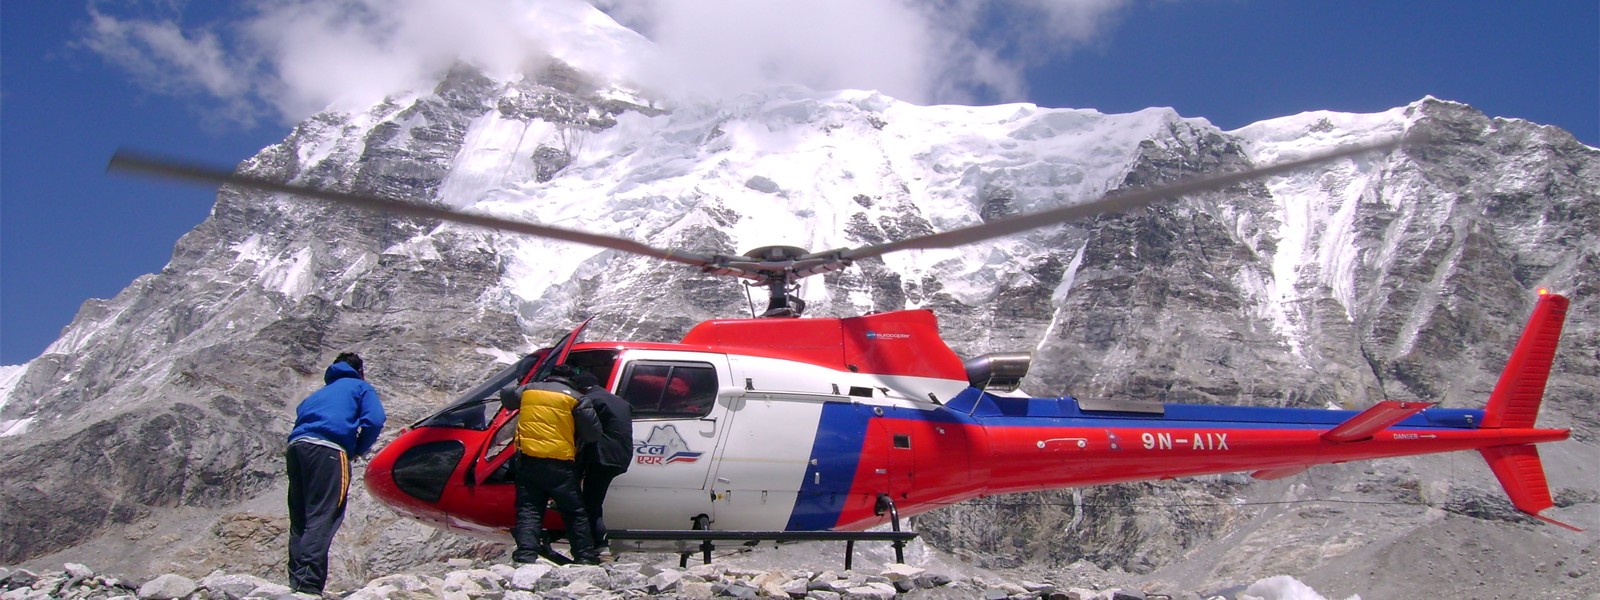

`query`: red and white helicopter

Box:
[111,136,1578,562]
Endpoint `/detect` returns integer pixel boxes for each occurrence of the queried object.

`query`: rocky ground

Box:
[0,550,1304,600]
[5,463,1596,600]
[7,527,1598,600]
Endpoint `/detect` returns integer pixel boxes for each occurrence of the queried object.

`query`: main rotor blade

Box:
[843,136,1406,262]
[108,150,729,273]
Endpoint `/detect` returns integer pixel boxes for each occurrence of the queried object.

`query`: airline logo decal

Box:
[634,425,703,466]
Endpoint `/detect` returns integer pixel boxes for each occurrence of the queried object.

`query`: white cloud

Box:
[78,0,1137,125]
[80,8,259,122]
[598,0,1136,105]
[243,0,576,118]
[1017,0,1135,44]
[79,0,571,124]
[605,1,948,102]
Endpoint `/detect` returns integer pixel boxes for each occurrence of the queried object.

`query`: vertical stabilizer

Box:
[1481,292,1568,429]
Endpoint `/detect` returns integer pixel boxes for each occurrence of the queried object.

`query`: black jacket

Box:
[581,388,634,472]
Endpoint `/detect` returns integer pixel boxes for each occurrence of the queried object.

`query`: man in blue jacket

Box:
[286,352,386,595]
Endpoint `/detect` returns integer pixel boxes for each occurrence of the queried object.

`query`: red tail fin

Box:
[1479,444,1581,531]
[1481,292,1568,429]
[1475,292,1578,530]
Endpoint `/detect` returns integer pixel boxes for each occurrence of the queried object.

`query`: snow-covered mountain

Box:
[2,1,1596,597]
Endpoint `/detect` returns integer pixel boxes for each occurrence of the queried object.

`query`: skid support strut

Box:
[845,494,906,570]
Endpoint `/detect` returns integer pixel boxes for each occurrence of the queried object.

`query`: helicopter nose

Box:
[362,431,459,527]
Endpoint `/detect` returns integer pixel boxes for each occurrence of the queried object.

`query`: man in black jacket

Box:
[500,365,602,565]
[572,371,633,559]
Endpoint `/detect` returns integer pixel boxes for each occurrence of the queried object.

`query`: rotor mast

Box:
[737,246,814,318]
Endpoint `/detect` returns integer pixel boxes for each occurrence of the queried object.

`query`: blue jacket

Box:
[289,362,386,456]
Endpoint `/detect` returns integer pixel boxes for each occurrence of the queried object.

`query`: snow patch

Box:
[43,290,137,358]
[1231,103,1419,346]
[436,113,552,209]
[1,417,33,438]
[1038,240,1089,353]
[231,234,268,263]
[386,235,444,263]
[0,363,25,416]
[474,347,525,366]
[1239,575,1359,600]
[265,247,318,300]
[460,85,1181,322]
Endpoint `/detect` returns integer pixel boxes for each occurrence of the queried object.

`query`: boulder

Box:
[136,574,197,600]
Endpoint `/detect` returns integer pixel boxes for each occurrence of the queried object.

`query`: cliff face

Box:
[916,102,1600,596]
[1,52,1594,597]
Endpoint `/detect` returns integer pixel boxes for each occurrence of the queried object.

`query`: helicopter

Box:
[108,135,1579,562]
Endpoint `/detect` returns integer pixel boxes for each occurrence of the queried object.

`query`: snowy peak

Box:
[512,0,656,86]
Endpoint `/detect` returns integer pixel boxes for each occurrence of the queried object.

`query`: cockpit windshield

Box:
[413,321,601,431]
[413,352,541,430]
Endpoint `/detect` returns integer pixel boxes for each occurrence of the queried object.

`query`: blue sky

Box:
[2,1,1596,365]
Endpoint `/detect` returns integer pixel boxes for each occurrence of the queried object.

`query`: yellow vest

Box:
[515,386,580,460]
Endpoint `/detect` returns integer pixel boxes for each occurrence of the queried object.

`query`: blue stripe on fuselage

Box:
[786,402,871,530]
[944,388,1485,430]
[784,389,1485,530]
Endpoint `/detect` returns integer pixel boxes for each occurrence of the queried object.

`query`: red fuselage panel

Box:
[680,309,968,380]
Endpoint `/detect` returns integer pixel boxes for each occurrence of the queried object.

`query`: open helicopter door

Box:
[464,321,591,491]
[528,319,592,383]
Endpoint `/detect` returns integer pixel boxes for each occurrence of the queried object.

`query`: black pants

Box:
[286,441,349,593]
[581,466,625,550]
[512,456,596,562]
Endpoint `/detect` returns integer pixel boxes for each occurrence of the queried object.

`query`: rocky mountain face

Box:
[1,39,1596,599]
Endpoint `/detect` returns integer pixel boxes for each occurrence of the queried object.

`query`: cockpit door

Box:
[470,410,520,486]
[463,319,592,491]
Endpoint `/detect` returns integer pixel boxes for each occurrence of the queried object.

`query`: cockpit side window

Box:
[619,361,718,419]
[565,349,620,390]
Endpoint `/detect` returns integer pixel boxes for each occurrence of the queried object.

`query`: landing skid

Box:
[609,495,917,570]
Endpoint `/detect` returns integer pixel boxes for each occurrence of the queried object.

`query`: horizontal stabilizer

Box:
[1322,400,1432,443]
[1251,466,1309,480]
[1479,444,1582,532]
[1482,292,1569,428]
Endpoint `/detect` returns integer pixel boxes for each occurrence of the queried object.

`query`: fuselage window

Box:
[620,361,718,419]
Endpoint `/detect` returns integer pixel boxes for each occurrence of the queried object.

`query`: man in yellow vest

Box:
[500,364,602,564]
